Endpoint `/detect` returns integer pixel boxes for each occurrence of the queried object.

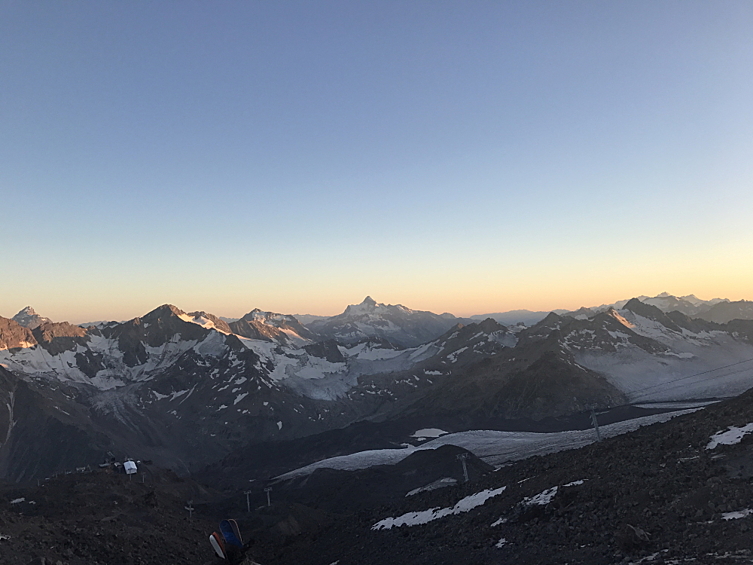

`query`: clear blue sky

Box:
[2,1,752,322]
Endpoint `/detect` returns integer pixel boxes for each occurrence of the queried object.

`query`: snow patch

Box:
[406,478,457,497]
[446,347,468,363]
[522,486,558,506]
[411,428,448,439]
[706,423,753,450]
[372,486,506,530]
[722,509,753,520]
[169,389,189,401]
[491,517,508,527]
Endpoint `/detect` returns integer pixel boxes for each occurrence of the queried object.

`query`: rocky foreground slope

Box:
[2,385,753,564]
[254,386,753,565]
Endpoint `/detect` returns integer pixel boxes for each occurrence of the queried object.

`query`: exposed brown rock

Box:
[0,316,37,350]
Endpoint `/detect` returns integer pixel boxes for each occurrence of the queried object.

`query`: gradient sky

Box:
[2,1,752,323]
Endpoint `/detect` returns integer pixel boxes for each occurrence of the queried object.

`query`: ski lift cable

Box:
[629,365,753,400]
[627,356,753,402]
[584,357,753,415]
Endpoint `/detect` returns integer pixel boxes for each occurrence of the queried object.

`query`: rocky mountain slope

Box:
[696,299,753,324]
[228,309,315,345]
[251,385,753,565]
[1,294,752,487]
[307,296,470,347]
[4,383,753,564]
[0,303,513,481]
[0,466,223,565]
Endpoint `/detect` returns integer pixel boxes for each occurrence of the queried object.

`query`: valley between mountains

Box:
[1,294,753,564]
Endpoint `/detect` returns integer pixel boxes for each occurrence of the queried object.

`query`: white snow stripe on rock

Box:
[410,428,447,439]
[722,509,753,520]
[372,486,506,530]
[523,486,558,506]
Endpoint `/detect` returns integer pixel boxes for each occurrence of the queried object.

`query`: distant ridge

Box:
[470,309,568,327]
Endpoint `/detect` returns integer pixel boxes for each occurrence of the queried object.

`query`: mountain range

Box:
[0,293,752,484]
[473,292,748,326]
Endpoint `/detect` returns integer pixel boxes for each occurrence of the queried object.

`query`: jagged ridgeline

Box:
[0,294,752,483]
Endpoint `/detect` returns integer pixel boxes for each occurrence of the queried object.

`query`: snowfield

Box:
[275,409,699,479]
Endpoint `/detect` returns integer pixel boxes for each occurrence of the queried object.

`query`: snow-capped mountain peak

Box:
[229,309,314,345]
[183,311,232,334]
[310,298,466,348]
[343,296,406,316]
[12,306,52,329]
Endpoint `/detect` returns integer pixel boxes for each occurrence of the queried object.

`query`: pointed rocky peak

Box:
[12,306,52,329]
[343,296,381,316]
[241,308,265,321]
[239,308,301,326]
[238,308,307,330]
[512,312,565,348]
[536,312,563,327]
[564,307,595,320]
[620,299,682,333]
[475,317,508,333]
[142,304,186,323]
[601,307,635,329]
[622,298,669,320]
[128,304,211,341]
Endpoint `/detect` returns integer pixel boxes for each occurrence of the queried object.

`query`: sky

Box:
[2,1,752,323]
